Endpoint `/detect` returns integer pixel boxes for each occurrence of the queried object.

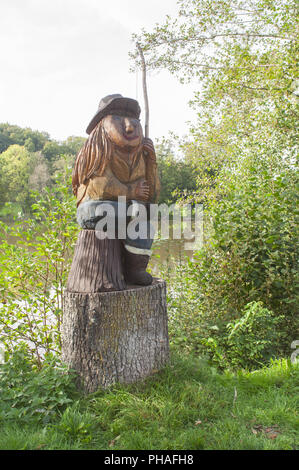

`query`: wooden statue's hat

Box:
[86,94,141,134]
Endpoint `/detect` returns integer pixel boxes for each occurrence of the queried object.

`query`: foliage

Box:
[156,159,299,367]
[42,136,85,164]
[0,171,78,364]
[51,153,76,181]
[161,161,299,368]
[0,145,33,210]
[132,0,298,368]
[0,123,85,158]
[155,138,198,203]
[226,302,283,366]
[189,157,299,361]
[0,347,77,424]
[0,352,298,450]
[0,123,85,214]
[155,253,202,354]
[0,123,50,153]
[132,0,297,78]
[201,302,284,369]
[28,152,51,193]
[132,0,298,204]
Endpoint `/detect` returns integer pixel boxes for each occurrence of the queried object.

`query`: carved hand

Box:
[143,138,156,162]
[135,179,150,201]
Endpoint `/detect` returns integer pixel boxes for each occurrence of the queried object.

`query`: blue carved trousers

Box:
[76,199,154,255]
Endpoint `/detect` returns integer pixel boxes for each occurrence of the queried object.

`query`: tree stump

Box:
[62,279,169,393]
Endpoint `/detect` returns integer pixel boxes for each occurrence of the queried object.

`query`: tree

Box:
[131,0,298,203]
[63,136,86,155]
[28,152,51,193]
[42,141,69,163]
[0,124,86,214]
[155,138,198,203]
[42,136,85,166]
[131,0,299,364]
[0,122,85,166]
[0,133,13,153]
[0,123,50,153]
[0,145,32,210]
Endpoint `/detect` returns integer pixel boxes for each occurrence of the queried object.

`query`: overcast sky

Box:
[0,0,197,142]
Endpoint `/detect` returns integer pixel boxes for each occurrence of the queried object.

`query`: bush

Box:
[190,157,299,361]
[0,347,78,424]
[156,152,298,370]
[201,302,284,370]
[0,171,78,364]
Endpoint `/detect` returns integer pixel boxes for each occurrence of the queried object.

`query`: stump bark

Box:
[62,279,169,393]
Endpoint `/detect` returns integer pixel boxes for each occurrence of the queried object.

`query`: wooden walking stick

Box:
[136,42,149,138]
[136,43,156,201]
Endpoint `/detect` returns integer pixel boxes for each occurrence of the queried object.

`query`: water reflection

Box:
[150,237,194,275]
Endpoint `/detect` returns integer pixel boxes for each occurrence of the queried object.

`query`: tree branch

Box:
[149,32,293,48]
[164,59,284,70]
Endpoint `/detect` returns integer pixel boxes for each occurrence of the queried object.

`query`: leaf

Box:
[264,426,280,439]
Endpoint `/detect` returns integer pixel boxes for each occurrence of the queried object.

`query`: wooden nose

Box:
[124,119,134,133]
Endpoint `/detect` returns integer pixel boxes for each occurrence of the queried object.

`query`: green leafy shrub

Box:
[0,171,78,364]
[225,302,283,368]
[202,302,284,370]
[155,157,298,369]
[190,158,299,362]
[0,347,78,424]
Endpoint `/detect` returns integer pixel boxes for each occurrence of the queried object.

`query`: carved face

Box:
[102,115,143,149]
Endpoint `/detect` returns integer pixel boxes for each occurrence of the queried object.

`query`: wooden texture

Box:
[62,279,169,393]
[66,230,126,293]
[72,115,160,207]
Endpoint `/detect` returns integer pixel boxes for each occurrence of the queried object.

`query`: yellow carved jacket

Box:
[76,149,160,207]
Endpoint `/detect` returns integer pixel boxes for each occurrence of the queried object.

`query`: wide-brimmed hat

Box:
[86,94,141,134]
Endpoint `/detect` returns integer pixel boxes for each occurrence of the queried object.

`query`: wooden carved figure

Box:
[62,95,169,392]
[67,94,160,292]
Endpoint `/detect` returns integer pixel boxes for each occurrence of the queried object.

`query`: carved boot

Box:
[123,249,153,286]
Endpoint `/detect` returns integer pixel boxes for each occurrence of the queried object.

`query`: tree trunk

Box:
[62,279,169,393]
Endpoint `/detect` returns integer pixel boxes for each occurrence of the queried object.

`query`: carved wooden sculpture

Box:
[67,94,160,292]
[62,94,169,392]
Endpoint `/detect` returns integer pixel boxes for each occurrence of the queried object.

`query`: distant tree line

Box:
[0,124,86,215]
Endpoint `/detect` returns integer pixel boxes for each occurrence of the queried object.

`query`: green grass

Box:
[0,352,298,450]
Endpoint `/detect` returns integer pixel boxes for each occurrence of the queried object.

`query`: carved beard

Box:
[72,121,143,199]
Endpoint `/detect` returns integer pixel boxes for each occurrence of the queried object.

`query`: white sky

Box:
[0,0,197,142]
